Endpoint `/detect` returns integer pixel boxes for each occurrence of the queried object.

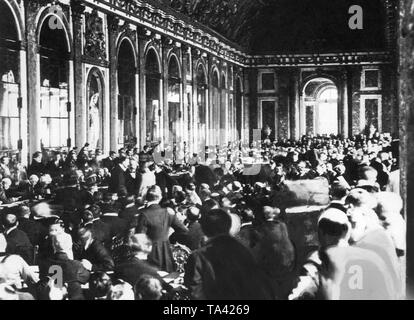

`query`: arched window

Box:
[211,70,220,145]
[86,68,104,150]
[167,55,181,144]
[0,2,20,153]
[39,17,70,149]
[145,49,161,143]
[118,40,136,148]
[196,65,207,125]
[317,87,338,135]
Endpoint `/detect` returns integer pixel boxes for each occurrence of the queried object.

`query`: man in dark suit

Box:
[114,233,162,286]
[102,151,117,172]
[119,196,139,222]
[109,156,129,194]
[15,205,45,247]
[39,233,90,300]
[100,202,128,239]
[184,209,274,300]
[2,213,34,265]
[28,151,46,177]
[75,227,114,272]
[125,159,141,196]
[85,205,112,248]
[170,207,205,251]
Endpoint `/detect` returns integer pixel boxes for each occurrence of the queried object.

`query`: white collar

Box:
[5,226,17,235]
[103,212,118,217]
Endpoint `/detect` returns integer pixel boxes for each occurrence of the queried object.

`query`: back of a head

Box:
[31,202,52,220]
[15,206,31,219]
[2,213,17,230]
[345,188,378,210]
[330,182,349,200]
[187,207,201,222]
[200,209,232,238]
[359,166,378,182]
[200,199,219,216]
[52,233,73,256]
[134,275,163,300]
[146,185,162,203]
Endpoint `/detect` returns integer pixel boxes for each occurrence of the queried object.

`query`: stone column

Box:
[108,15,120,152]
[24,0,41,157]
[71,1,86,149]
[182,45,190,153]
[19,41,28,166]
[339,70,349,138]
[137,28,148,149]
[290,69,300,140]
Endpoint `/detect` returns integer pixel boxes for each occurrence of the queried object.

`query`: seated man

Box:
[114,233,163,287]
[0,233,39,291]
[75,226,114,272]
[2,213,33,265]
[39,233,90,300]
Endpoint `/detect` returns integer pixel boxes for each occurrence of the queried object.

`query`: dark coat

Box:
[90,219,112,247]
[252,220,296,278]
[17,218,45,247]
[184,235,274,300]
[170,221,205,251]
[28,161,46,177]
[136,204,188,273]
[101,214,128,239]
[5,228,34,265]
[109,165,127,194]
[39,252,90,300]
[114,257,161,286]
[125,170,141,196]
[194,165,216,188]
[75,239,114,272]
[101,157,115,172]
[119,205,139,222]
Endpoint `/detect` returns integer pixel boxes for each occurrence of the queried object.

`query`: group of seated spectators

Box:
[0,130,405,300]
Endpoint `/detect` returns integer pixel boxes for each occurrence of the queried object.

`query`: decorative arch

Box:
[36,5,73,53]
[196,62,208,86]
[86,67,105,150]
[314,83,337,100]
[1,0,24,41]
[144,46,161,74]
[167,52,182,79]
[116,36,137,68]
[300,73,340,95]
[211,66,220,88]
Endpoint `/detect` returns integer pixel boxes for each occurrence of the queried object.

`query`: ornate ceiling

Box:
[160,0,391,54]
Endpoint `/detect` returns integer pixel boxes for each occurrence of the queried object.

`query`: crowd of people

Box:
[0,129,405,300]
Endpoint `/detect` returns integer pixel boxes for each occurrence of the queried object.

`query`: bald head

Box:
[52,233,73,257]
[2,213,18,230]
